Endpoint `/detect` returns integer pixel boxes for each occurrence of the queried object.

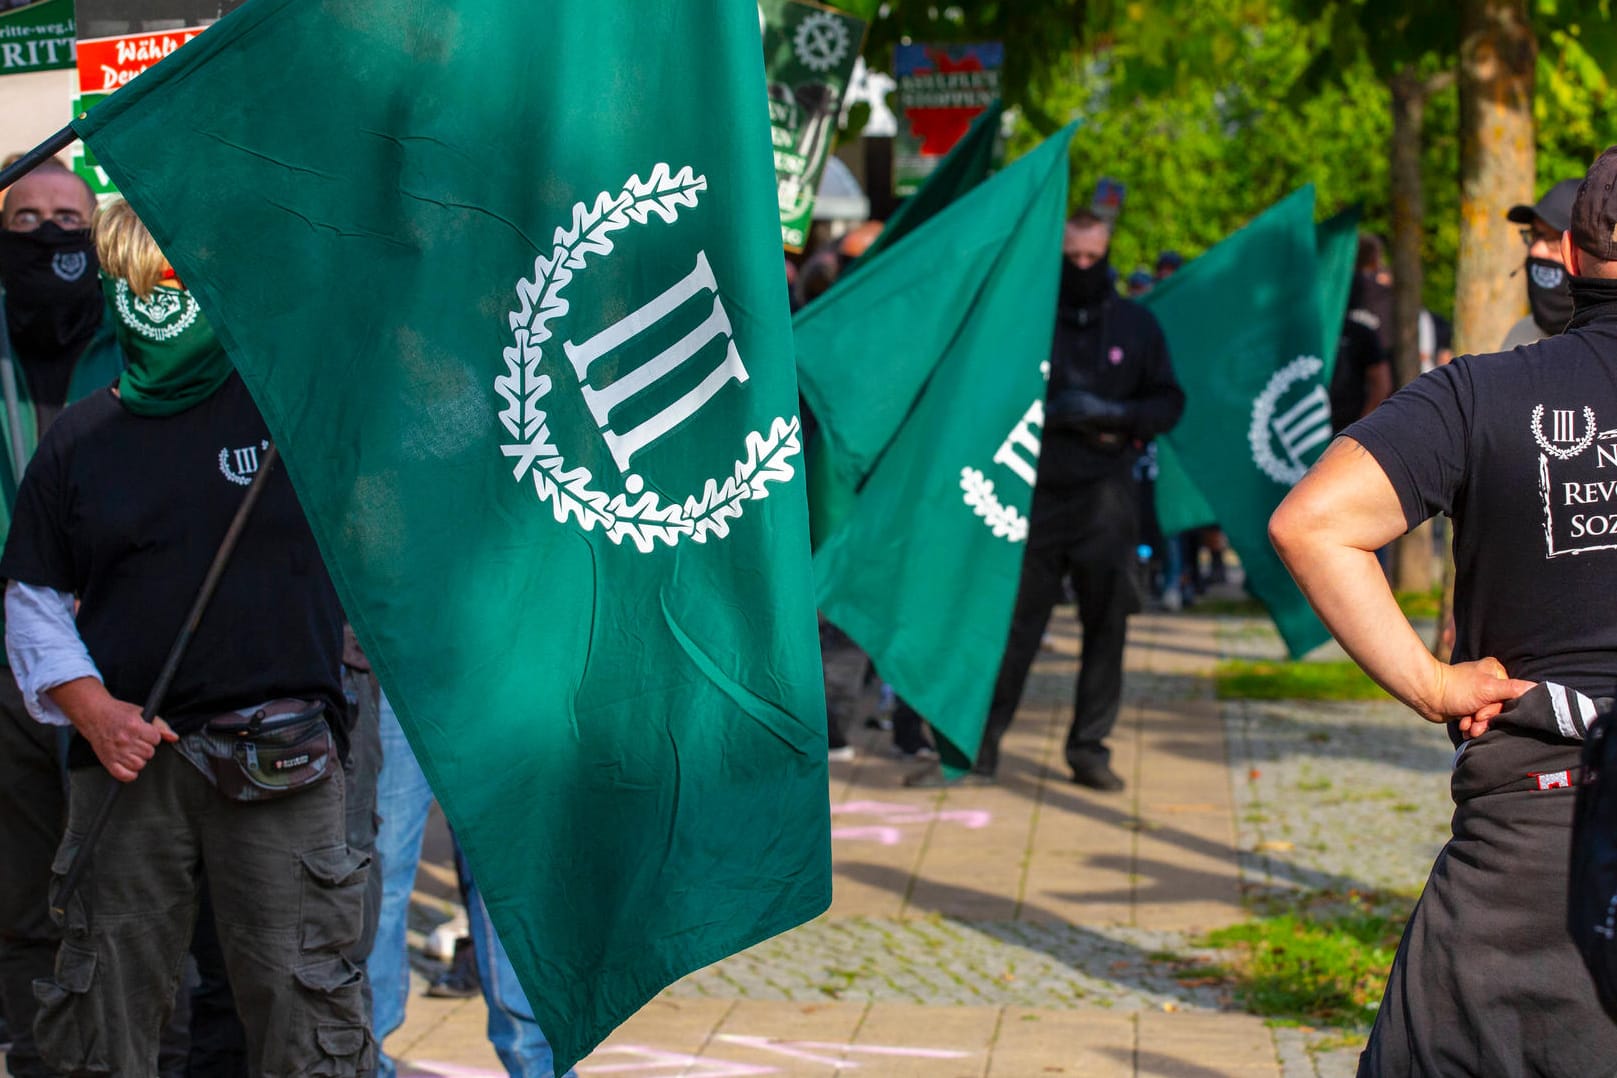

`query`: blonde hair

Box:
[94,198,169,299]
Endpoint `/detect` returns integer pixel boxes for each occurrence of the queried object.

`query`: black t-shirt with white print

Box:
[0,373,344,753]
[1345,313,1617,698]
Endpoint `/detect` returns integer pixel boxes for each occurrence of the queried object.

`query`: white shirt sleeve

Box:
[5,580,100,727]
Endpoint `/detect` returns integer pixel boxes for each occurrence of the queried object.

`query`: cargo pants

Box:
[34,742,374,1077]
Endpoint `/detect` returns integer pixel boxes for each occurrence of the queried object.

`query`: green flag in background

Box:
[1153,208,1359,538]
[75,0,830,1068]
[1145,187,1335,658]
[1315,207,1362,384]
[804,127,1075,768]
[797,103,1014,548]
[851,99,1003,270]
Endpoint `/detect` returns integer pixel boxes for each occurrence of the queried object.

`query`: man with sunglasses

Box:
[1502,178,1583,349]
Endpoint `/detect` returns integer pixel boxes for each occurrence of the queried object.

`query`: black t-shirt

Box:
[1346,314,1617,697]
[0,373,344,750]
[1329,319,1388,433]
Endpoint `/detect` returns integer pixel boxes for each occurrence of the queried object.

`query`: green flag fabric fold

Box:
[803,127,1076,767]
[1144,187,1336,658]
[75,1,831,1068]
[850,99,1003,271]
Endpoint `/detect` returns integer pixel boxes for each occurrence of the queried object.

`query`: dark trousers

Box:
[0,674,66,1078]
[184,670,383,1078]
[819,619,868,750]
[976,474,1139,776]
[35,748,374,1077]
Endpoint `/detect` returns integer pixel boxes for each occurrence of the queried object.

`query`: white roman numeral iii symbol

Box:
[232,446,260,476]
[1554,409,1577,443]
[1270,385,1332,468]
[993,399,1045,487]
[563,250,750,473]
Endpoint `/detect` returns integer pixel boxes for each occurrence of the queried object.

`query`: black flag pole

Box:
[0,124,79,194]
[51,444,282,919]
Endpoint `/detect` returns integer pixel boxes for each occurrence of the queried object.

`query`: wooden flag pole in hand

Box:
[0,125,79,194]
[51,444,281,920]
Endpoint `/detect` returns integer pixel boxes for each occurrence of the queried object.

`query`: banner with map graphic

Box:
[893,41,1002,196]
[760,0,864,252]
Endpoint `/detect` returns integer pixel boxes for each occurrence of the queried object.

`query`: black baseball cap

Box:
[1571,146,1617,262]
[1507,178,1582,233]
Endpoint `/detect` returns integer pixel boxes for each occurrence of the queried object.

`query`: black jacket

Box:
[1040,292,1184,489]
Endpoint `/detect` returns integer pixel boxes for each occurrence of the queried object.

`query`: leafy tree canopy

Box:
[838,0,1612,318]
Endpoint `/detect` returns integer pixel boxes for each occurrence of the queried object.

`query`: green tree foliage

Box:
[1009,2,1395,299]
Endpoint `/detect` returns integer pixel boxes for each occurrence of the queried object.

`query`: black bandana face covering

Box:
[1526,256,1576,336]
[1059,254,1113,310]
[0,222,103,366]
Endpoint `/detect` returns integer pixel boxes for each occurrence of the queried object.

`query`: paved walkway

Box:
[389,611,1346,1077]
[0,607,1456,1076]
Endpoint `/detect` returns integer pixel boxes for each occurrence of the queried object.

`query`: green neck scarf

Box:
[106,277,233,416]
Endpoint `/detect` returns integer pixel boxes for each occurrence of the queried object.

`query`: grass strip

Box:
[1214,659,1389,702]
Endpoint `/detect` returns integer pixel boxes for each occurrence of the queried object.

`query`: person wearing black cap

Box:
[1270,146,1617,1075]
[1502,177,1583,348]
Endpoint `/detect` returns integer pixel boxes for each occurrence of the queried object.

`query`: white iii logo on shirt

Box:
[1533,403,1617,557]
[219,441,270,487]
[1249,355,1330,486]
[494,164,801,554]
[51,251,88,282]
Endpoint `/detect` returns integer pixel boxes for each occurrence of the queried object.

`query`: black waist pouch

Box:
[196,699,335,802]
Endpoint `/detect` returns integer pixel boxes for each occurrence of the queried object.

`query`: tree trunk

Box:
[1453,0,1537,357]
[1389,71,1437,593]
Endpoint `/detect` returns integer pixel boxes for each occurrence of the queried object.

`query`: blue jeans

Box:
[370,692,573,1078]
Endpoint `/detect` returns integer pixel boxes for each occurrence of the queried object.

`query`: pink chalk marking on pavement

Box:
[830,800,913,815]
[715,1035,974,1065]
[828,825,905,846]
[398,1064,506,1078]
[829,801,992,842]
[575,1047,772,1075]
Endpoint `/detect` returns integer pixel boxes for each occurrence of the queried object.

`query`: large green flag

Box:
[74,1,830,1068]
[798,94,1009,549]
[1153,209,1360,538]
[1145,187,1334,658]
[803,128,1074,767]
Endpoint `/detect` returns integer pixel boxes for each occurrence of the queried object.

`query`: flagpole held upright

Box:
[0,125,79,195]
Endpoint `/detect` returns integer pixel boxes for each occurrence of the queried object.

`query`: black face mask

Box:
[0,221,103,367]
[1059,254,1113,311]
[1526,256,1575,336]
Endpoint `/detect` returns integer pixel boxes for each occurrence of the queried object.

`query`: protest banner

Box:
[893,41,1001,196]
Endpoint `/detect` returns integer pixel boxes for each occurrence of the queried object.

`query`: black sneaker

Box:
[902,762,996,788]
[425,936,480,999]
[1069,760,1125,792]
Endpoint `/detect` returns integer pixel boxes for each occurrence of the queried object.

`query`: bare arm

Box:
[1269,437,1532,731]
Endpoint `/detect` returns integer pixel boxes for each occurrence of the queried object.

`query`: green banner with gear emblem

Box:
[73,0,831,1069]
[760,0,865,252]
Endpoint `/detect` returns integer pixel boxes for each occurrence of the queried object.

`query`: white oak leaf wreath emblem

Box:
[495,164,801,553]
